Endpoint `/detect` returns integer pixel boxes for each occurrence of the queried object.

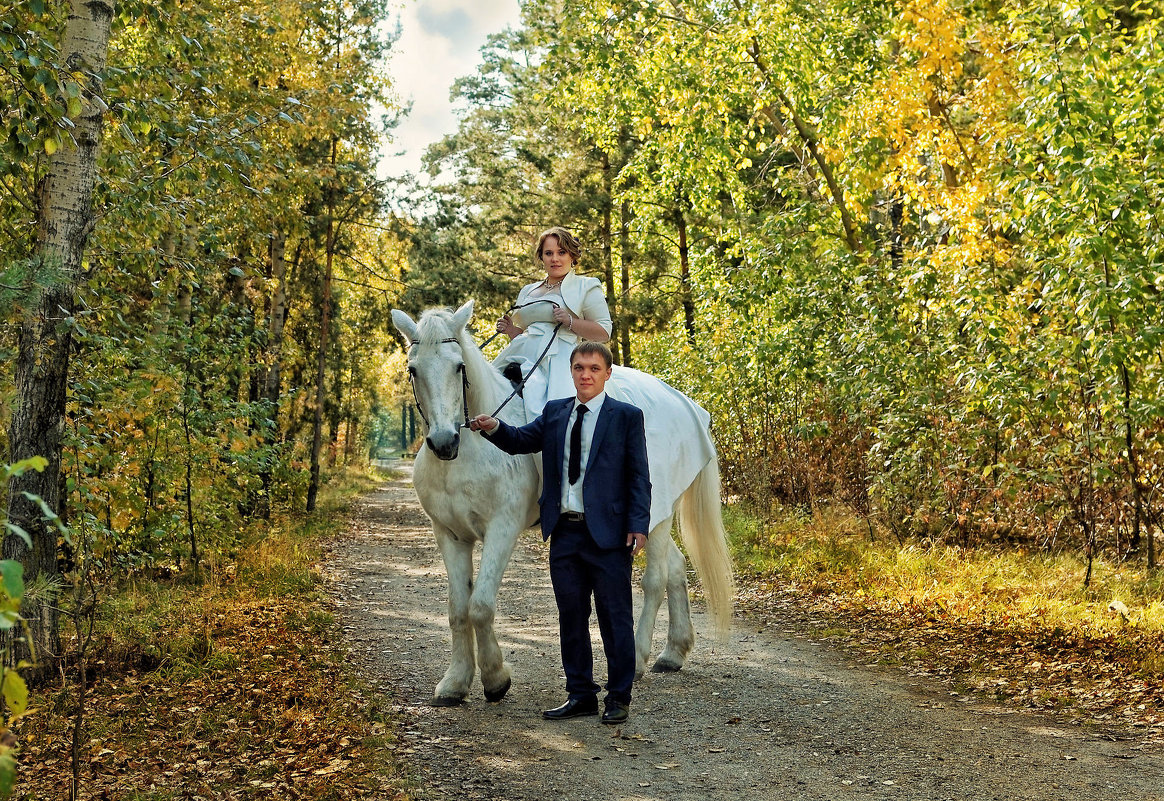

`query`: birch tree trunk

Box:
[3,0,115,682]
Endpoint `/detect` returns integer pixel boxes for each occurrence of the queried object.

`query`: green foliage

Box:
[408,0,1164,573]
[0,1,82,166]
[1,514,32,798]
[0,0,407,606]
[0,2,411,795]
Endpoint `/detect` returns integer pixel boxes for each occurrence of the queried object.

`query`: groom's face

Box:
[571,352,612,403]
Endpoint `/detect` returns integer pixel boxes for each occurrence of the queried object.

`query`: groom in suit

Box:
[469,341,650,725]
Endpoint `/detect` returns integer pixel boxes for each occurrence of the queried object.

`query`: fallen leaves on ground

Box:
[14,599,411,801]
[735,579,1164,746]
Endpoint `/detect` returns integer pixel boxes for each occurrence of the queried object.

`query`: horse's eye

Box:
[407,365,416,377]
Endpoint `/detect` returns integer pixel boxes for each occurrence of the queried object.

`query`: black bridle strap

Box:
[476,298,563,351]
[409,302,567,430]
[488,322,562,420]
[408,338,470,431]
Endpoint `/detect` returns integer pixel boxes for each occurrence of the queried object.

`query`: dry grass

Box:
[726,503,1164,740]
[14,467,415,800]
[729,504,1164,639]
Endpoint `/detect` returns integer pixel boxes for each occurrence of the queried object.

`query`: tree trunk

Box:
[264,233,289,403]
[255,230,289,518]
[224,260,248,405]
[675,201,696,345]
[152,222,177,338]
[176,223,195,327]
[3,0,114,682]
[889,196,904,271]
[600,150,620,364]
[344,417,357,465]
[618,200,634,368]
[307,140,338,512]
[327,379,342,469]
[343,358,357,465]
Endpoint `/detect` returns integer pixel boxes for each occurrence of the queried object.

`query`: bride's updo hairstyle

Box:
[533,226,582,266]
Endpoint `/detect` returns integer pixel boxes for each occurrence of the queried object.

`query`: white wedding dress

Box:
[493,275,716,533]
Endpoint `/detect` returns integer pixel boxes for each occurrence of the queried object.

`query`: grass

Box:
[727,503,1164,638]
[726,502,1164,736]
[15,466,412,800]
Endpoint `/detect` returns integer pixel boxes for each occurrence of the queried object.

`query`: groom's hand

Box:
[627,532,646,556]
[469,414,498,433]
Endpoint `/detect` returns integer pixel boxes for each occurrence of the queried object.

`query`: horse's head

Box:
[391,300,475,460]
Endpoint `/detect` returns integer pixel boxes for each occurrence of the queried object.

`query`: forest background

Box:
[2,0,1162,798]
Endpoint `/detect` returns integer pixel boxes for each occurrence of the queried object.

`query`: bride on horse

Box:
[493,226,719,536]
[493,226,612,418]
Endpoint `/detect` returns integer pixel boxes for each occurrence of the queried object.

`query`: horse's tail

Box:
[676,455,734,641]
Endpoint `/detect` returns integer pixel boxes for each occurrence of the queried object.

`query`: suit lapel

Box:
[545,400,571,486]
[586,400,613,475]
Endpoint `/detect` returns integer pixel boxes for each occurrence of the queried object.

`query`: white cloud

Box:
[379,0,521,181]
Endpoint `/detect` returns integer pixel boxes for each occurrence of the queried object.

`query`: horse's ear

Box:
[451,300,474,333]
[391,309,419,345]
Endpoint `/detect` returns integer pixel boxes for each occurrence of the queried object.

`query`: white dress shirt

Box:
[561,391,606,514]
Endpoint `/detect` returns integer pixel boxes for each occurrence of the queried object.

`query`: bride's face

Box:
[539,236,573,281]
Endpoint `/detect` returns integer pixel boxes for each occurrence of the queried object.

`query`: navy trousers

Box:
[549,517,636,706]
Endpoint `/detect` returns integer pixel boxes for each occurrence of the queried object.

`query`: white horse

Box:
[391,301,733,706]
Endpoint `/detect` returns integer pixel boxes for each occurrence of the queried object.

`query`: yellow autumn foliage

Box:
[837,0,1019,283]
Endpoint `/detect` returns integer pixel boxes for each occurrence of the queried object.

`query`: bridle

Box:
[406,299,566,434]
[408,338,470,431]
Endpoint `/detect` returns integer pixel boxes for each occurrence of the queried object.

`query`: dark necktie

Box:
[568,404,588,485]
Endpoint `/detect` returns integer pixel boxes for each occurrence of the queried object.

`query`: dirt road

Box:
[324,465,1164,801]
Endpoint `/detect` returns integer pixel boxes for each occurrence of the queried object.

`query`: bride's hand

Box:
[551,306,574,329]
[497,315,521,338]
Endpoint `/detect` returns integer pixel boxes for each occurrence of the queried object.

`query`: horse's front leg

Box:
[432,525,476,706]
[469,519,521,702]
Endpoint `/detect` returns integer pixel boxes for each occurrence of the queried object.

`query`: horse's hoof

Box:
[484,677,512,703]
[430,695,466,707]
[650,659,682,673]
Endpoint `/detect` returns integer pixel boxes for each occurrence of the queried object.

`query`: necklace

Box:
[542,277,563,289]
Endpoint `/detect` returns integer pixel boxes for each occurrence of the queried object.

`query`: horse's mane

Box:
[415,307,520,423]
[414,307,457,344]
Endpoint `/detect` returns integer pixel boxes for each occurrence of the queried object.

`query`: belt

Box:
[560,511,585,522]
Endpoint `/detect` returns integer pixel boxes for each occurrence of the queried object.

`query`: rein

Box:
[476,297,561,351]
[482,298,565,420]
[487,323,561,419]
[407,298,567,432]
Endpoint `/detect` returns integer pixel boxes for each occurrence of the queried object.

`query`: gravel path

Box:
[324,464,1164,801]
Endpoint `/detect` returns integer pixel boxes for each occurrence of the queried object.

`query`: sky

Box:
[379,0,522,180]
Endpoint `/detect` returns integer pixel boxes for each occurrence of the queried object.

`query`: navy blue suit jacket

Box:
[486,395,651,549]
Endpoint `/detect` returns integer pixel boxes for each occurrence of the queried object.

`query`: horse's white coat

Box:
[392,301,733,706]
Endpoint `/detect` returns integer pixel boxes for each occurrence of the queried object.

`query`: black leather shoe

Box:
[601,702,629,725]
[542,698,598,720]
